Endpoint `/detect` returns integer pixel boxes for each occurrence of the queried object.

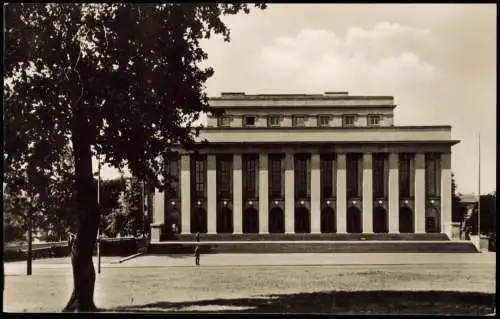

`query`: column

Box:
[233,154,243,234]
[310,154,321,233]
[440,152,452,238]
[362,153,373,233]
[207,155,217,234]
[259,153,269,234]
[388,153,400,233]
[414,153,426,233]
[151,188,165,242]
[336,153,347,233]
[181,154,191,234]
[284,153,295,233]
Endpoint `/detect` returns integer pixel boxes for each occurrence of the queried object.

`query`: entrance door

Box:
[399,207,414,233]
[295,206,311,233]
[217,207,233,234]
[373,207,388,233]
[243,207,259,233]
[321,207,336,233]
[191,207,207,234]
[347,206,362,233]
[269,207,285,233]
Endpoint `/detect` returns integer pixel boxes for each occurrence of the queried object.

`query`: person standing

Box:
[194,245,200,266]
[195,232,200,242]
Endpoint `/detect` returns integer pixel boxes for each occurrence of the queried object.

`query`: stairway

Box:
[162,233,450,242]
[149,241,478,254]
[150,233,478,254]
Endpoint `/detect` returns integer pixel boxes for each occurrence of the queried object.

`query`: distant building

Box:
[149,92,459,241]
[459,193,480,230]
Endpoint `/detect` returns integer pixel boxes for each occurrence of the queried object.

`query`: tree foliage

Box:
[5,3,266,189]
[121,177,146,237]
[451,173,467,222]
[465,193,496,235]
[96,177,127,237]
[3,194,29,243]
[3,145,77,243]
[4,3,266,311]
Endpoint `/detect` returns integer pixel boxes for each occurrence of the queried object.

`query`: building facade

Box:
[150,92,459,241]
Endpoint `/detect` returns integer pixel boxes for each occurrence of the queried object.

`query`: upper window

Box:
[165,158,179,198]
[191,156,206,199]
[318,115,331,127]
[244,116,256,127]
[342,115,356,127]
[368,115,381,126]
[217,116,231,127]
[268,116,281,127]
[269,155,283,198]
[320,154,334,199]
[293,116,306,127]
[399,153,411,198]
[294,154,310,198]
[243,155,259,198]
[217,155,233,198]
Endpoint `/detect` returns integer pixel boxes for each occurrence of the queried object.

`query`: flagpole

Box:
[478,133,481,237]
[97,154,101,274]
[142,180,145,237]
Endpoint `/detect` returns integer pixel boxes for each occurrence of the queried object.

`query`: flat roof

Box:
[211,93,394,100]
[199,125,452,130]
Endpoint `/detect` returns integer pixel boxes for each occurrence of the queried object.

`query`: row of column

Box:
[152,152,452,238]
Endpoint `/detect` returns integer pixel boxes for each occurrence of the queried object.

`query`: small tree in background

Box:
[122,177,145,237]
[97,177,127,237]
[451,173,467,227]
[465,192,496,236]
[3,194,29,244]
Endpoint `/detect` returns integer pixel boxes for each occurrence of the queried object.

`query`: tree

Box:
[3,193,29,243]
[466,193,496,235]
[4,145,78,243]
[451,173,467,223]
[39,147,79,242]
[122,177,146,237]
[97,177,127,237]
[4,3,266,311]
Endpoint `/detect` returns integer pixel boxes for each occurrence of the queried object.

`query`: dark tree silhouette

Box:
[4,3,266,312]
[466,193,496,235]
[451,173,467,223]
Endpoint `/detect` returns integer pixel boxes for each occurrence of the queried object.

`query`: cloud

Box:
[249,22,442,96]
[345,22,438,60]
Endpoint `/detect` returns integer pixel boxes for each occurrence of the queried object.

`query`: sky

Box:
[98,3,496,196]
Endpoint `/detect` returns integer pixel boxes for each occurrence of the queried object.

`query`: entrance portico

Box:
[150,92,458,242]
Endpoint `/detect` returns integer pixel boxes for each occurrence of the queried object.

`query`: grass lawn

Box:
[3,262,495,314]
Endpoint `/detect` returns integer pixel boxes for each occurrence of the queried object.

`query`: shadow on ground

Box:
[105,290,496,314]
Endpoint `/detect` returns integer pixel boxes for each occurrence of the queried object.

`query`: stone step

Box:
[161,233,450,242]
[149,241,478,254]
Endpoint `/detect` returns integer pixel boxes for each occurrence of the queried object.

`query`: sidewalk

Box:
[123,252,496,268]
[5,252,495,274]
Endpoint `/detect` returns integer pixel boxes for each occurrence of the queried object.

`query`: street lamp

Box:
[27,202,32,276]
[97,154,101,274]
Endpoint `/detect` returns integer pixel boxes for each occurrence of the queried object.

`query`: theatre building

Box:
[149,92,459,242]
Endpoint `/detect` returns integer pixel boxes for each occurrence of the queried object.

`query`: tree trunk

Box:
[27,207,32,276]
[63,87,100,312]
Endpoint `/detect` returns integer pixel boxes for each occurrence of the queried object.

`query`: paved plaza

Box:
[3,253,496,314]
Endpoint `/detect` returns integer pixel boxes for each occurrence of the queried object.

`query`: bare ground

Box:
[3,258,495,314]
